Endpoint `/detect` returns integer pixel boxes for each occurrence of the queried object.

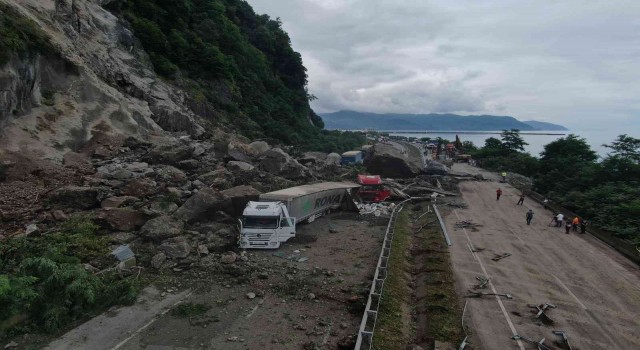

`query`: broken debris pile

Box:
[454,220,482,230]
[357,202,396,217]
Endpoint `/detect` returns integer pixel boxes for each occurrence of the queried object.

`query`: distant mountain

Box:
[320,110,567,131]
[522,120,568,131]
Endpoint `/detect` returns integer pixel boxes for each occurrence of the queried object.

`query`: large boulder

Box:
[121,178,157,197]
[94,208,147,231]
[424,160,450,176]
[155,165,187,185]
[227,140,255,163]
[146,144,194,165]
[249,141,270,156]
[158,237,191,259]
[101,196,139,209]
[298,152,327,166]
[363,143,422,178]
[259,148,311,180]
[226,161,255,173]
[49,186,101,209]
[197,168,234,189]
[173,188,231,222]
[326,153,342,166]
[221,185,261,216]
[140,215,184,242]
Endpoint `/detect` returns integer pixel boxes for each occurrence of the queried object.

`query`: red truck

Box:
[357,175,391,203]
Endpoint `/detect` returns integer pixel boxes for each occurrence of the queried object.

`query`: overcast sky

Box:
[248,0,640,133]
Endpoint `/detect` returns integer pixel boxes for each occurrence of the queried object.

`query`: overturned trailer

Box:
[239,182,360,249]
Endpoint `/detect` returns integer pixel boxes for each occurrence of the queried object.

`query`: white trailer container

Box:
[239,182,359,249]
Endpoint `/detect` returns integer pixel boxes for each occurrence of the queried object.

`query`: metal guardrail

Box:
[432,204,452,246]
[354,198,414,350]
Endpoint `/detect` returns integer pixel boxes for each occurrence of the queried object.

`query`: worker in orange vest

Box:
[572,217,580,232]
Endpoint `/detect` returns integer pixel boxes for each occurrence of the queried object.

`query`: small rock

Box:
[348,296,360,303]
[246,292,256,299]
[197,245,209,256]
[340,322,348,329]
[25,224,39,236]
[151,252,167,269]
[4,341,18,349]
[220,252,237,264]
[258,272,269,280]
[52,210,68,221]
[307,293,316,300]
[226,336,238,342]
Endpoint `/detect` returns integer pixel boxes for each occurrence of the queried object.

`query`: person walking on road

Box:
[580,219,588,234]
[543,198,549,209]
[556,213,564,227]
[517,193,525,205]
[526,209,534,225]
[565,220,572,234]
[572,216,580,232]
[496,188,503,200]
[501,171,507,182]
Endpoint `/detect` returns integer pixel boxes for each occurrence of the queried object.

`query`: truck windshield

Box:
[242,216,279,229]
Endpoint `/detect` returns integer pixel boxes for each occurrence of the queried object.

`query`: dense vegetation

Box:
[468,131,640,243]
[0,216,139,337]
[104,0,365,153]
[0,4,53,67]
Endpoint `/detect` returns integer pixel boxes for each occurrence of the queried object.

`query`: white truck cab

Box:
[238,182,359,249]
[238,201,296,249]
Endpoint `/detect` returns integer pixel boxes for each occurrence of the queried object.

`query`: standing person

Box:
[517,193,525,205]
[556,213,564,227]
[580,219,588,234]
[526,209,534,225]
[501,171,507,182]
[550,213,558,226]
[496,188,503,201]
[543,198,549,209]
[565,220,572,234]
[572,216,580,232]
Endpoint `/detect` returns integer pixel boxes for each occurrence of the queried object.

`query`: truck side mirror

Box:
[237,219,243,231]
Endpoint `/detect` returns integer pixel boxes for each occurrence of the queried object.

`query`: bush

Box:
[0,215,140,335]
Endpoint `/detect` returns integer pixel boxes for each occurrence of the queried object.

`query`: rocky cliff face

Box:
[0,0,205,160]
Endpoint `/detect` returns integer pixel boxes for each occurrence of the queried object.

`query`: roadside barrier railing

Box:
[354,197,415,350]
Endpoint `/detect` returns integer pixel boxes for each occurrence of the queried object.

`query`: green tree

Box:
[500,129,528,152]
[604,134,640,164]
[535,135,598,194]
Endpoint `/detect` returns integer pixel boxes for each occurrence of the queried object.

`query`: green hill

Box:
[105,0,362,152]
[321,110,567,131]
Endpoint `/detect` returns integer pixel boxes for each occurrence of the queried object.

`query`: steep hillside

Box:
[0,0,206,159]
[0,0,363,158]
[321,110,567,131]
[104,0,342,147]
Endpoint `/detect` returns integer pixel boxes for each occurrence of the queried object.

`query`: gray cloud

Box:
[248,0,640,132]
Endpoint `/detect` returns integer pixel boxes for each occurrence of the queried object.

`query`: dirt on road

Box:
[445,163,640,350]
[45,212,386,350]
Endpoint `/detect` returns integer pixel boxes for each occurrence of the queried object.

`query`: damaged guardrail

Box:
[354,197,414,350]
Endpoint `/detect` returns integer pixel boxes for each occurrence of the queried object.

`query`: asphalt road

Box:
[445,163,640,350]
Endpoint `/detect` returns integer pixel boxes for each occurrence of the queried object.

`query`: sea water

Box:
[387,129,628,159]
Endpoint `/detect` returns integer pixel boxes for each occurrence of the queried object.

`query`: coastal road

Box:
[445,163,640,350]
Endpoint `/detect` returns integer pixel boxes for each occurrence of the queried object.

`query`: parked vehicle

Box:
[238,182,359,249]
[356,175,391,203]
